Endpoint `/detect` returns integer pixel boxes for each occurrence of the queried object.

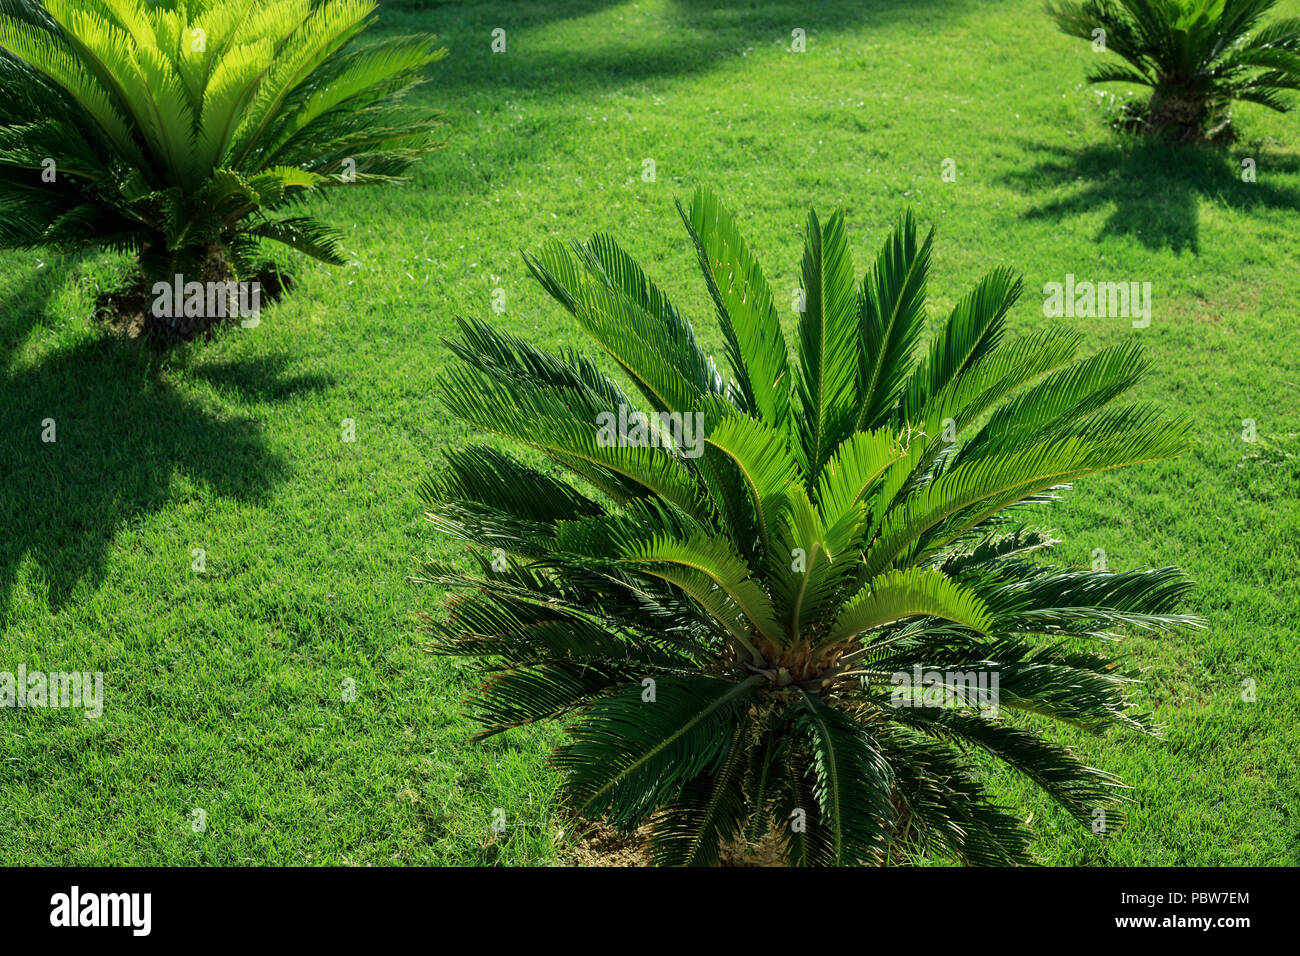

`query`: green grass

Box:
[2,0,1297,865]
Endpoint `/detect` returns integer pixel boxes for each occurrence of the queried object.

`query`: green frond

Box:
[875,723,1032,865]
[795,207,861,491]
[621,532,787,656]
[892,707,1134,830]
[650,718,751,866]
[790,692,893,866]
[680,185,792,428]
[704,413,802,576]
[864,423,1189,577]
[954,341,1150,464]
[244,215,344,262]
[826,567,993,649]
[553,675,763,830]
[421,444,604,526]
[1085,63,1156,86]
[855,210,932,432]
[781,482,867,641]
[901,266,1021,425]
[525,236,723,415]
[984,565,1202,636]
[467,662,635,740]
[815,427,906,530]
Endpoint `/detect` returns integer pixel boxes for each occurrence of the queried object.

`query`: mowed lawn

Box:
[1,0,1296,865]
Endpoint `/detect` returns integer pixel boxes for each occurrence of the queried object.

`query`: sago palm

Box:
[0,0,444,342]
[1049,0,1300,141]
[419,187,1198,866]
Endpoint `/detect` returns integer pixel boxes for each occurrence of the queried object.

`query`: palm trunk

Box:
[141,243,240,346]
[1147,85,1212,143]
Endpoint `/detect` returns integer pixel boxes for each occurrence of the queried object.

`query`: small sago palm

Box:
[420,188,1198,866]
[0,0,444,343]
[1049,0,1300,142]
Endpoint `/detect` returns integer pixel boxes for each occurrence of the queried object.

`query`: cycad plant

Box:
[0,0,444,343]
[420,188,1197,866]
[1049,0,1300,142]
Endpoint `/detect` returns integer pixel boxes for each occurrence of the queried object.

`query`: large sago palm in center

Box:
[420,188,1198,866]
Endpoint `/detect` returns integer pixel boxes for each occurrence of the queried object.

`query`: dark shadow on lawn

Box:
[1004,139,1300,254]
[193,355,334,404]
[0,252,87,374]
[388,0,983,194]
[392,0,980,95]
[0,275,328,619]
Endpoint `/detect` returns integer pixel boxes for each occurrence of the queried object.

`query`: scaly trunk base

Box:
[1140,89,1231,145]
[141,244,241,348]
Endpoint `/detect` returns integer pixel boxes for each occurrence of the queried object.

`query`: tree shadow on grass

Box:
[395,0,981,95]
[193,355,335,404]
[1003,139,1300,254]
[0,253,87,373]
[0,272,331,621]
